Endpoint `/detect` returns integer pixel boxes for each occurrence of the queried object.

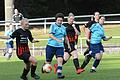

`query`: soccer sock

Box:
[73,58,80,70]
[81,55,91,69]
[84,48,89,56]
[31,65,37,76]
[57,66,62,77]
[22,68,30,77]
[93,59,100,69]
[62,59,67,65]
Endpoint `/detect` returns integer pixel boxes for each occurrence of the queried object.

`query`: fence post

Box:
[32,43,35,56]
[80,38,83,54]
[44,19,47,34]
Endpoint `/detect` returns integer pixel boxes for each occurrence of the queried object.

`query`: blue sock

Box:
[57,66,62,76]
[93,59,100,68]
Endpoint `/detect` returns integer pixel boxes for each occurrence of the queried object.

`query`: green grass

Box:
[0,53,120,80]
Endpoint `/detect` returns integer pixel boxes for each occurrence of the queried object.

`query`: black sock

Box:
[93,59,100,68]
[31,65,37,76]
[81,55,91,69]
[73,58,80,70]
[22,68,30,77]
[84,48,89,56]
[62,59,67,65]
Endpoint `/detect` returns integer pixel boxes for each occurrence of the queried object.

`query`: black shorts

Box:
[86,40,90,47]
[18,52,31,63]
[64,42,76,55]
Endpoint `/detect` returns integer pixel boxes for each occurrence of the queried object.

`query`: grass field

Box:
[0,53,120,80]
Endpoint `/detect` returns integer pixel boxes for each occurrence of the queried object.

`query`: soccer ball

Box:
[42,63,52,73]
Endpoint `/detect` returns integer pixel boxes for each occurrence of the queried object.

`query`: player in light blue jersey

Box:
[80,16,112,73]
[42,13,70,79]
[4,23,15,59]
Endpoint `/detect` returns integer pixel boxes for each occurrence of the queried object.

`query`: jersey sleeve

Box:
[90,23,96,32]
[28,30,34,42]
[64,27,67,36]
[85,21,96,29]
[49,24,56,34]
[75,24,80,33]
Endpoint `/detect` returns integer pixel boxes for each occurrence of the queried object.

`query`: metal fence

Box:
[0,13,120,34]
[0,13,120,57]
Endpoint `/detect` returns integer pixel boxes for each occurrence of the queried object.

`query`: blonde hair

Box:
[68,12,74,18]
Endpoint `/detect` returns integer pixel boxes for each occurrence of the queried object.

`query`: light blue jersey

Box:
[90,23,105,44]
[47,23,66,47]
[5,30,14,43]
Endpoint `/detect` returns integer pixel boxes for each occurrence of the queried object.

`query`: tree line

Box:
[0,0,120,20]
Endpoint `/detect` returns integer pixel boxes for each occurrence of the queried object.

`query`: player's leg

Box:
[62,43,72,65]
[90,53,103,73]
[19,53,31,80]
[4,41,13,59]
[56,47,65,79]
[42,45,55,73]
[84,40,90,56]
[71,50,85,74]
[90,43,104,73]
[63,52,71,65]
[53,52,70,74]
[20,61,30,80]
[80,54,92,69]
[29,56,40,79]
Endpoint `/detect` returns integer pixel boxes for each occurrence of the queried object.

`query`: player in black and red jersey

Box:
[0,18,40,80]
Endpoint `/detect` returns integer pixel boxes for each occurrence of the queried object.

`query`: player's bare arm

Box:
[103,36,112,41]
[0,36,11,39]
[48,34,62,42]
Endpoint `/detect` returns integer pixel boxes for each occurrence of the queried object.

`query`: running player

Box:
[54,13,84,74]
[4,23,15,59]
[41,13,68,79]
[81,16,112,73]
[83,12,100,56]
[0,18,40,80]
[80,12,100,71]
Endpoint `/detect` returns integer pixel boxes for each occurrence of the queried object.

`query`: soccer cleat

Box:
[58,75,65,79]
[4,53,12,60]
[54,64,58,74]
[31,74,40,80]
[76,68,85,74]
[20,76,28,80]
[90,69,96,73]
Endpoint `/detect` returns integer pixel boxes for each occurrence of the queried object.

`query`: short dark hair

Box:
[99,16,105,19]
[55,13,64,20]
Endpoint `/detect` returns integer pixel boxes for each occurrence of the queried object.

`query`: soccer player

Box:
[4,23,15,59]
[0,18,40,80]
[80,12,100,71]
[54,13,84,74]
[41,13,68,79]
[81,16,112,73]
[83,12,100,56]
[12,9,24,30]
